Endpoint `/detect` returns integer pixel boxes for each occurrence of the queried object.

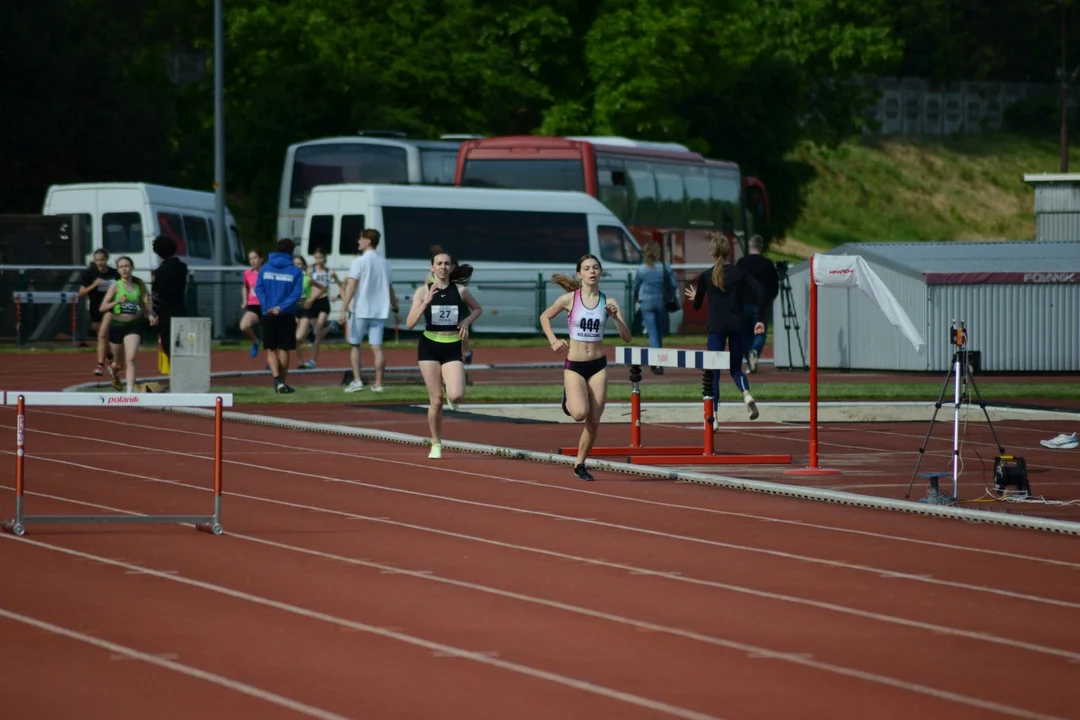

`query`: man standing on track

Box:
[339,229,397,393]
[736,235,778,373]
[255,238,304,394]
[151,235,188,366]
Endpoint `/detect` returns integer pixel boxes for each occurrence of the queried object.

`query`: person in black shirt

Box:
[78,248,120,376]
[686,233,766,423]
[151,236,188,361]
[736,235,779,373]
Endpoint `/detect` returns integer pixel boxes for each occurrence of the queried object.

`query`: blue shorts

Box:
[349,317,385,346]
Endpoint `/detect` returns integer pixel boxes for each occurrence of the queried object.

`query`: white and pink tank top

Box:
[244,268,260,306]
[567,289,607,343]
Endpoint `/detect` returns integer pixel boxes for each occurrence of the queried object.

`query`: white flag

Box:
[813,254,926,354]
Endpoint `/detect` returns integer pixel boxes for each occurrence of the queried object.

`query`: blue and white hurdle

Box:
[13,291,80,347]
[557,347,792,466]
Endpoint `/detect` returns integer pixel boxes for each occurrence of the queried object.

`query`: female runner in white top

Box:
[540,254,631,481]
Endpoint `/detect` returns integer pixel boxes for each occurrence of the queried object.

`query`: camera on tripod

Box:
[950,320,967,348]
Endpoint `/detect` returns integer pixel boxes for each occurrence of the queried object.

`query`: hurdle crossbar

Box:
[13,291,80,348]
[1,392,233,537]
[557,347,792,466]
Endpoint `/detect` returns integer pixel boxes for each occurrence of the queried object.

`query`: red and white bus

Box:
[453,135,770,330]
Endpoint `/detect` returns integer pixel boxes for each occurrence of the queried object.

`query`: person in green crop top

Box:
[99,256,157,393]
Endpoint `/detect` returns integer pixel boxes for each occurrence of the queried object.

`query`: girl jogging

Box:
[99,256,157,393]
[293,254,327,368]
[240,250,264,358]
[685,233,766,424]
[540,254,632,481]
[405,252,483,460]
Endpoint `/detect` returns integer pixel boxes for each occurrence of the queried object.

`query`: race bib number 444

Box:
[432,304,459,326]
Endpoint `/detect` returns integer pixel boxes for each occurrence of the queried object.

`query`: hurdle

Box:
[1,392,233,537]
[13,291,80,348]
[557,347,792,466]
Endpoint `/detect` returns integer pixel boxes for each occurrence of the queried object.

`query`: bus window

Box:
[308,215,334,255]
[420,149,458,185]
[338,214,365,255]
[155,212,185,255]
[708,169,742,233]
[460,159,586,191]
[382,207,586,263]
[598,225,643,265]
[625,161,658,227]
[183,216,213,259]
[654,164,687,227]
[683,167,712,227]
[596,156,630,223]
[290,144,408,208]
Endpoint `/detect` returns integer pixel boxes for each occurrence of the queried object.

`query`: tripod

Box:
[905,321,1005,500]
[776,262,807,370]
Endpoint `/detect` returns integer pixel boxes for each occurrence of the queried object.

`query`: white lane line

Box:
[7,469,1080,667]
[0,534,723,720]
[20,409,1080,571]
[0,608,355,720]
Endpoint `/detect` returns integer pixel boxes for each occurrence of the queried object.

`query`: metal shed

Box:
[1024,173,1080,242]
[772,241,1080,372]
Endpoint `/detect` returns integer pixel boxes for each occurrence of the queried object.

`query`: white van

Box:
[301,184,660,334]
[43,183,249,328]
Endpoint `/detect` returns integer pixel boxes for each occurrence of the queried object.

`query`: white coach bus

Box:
[277,133,476,242]
[300,184,657,334]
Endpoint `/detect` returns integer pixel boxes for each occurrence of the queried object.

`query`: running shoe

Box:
[1040,432,1078,449]
[744,393,759,421]
[274,381,295,394]
[371,386,384,393]
[344,380,364,393]
[250,341,260,359]
[748,350,759,374]
[428,443,442,459]
[109,365,123,391]
[444,384,456,411]
[94,364,104,376]
[299,360,316,370]
[573,464,594,482]
[464,350,474,365]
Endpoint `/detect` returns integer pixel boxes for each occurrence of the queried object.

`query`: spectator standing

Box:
[736,235,779,373]
[631,241,678,374]
[151,235,188,363]
[254,238,304,394]
[338,229,398,392]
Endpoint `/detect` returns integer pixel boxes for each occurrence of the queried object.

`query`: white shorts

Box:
[349,317,385,346]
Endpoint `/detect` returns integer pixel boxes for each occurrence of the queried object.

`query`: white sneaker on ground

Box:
[1040,432,1078,449]
[744,393,759,420]
[428,443,442,459]
[344,380,364,393]
[371,386,384,393]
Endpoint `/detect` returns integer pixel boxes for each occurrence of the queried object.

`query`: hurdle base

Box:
[6,514,220,534]
[784,466,843,476]
[557,446,705,457]
[631,454,792,466]
[1,521,25,537]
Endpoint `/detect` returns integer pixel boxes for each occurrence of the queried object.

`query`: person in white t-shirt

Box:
[338,229,398,392]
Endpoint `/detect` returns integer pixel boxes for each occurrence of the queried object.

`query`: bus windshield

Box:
[460,159,586,192]
[289,144,409,208]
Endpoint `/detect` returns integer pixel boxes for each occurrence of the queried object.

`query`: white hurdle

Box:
[558,347,792,466]
[2,392,233,537]
[12,291,80,348]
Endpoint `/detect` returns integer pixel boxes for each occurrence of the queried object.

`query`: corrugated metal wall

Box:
[772,261,928,371]
[1033,183,1080,241]
[928,284,1080,371]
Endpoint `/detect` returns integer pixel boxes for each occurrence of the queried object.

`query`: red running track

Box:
[1,406,1079,720]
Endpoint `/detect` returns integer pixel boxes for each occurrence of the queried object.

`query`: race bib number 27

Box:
[432,304,459,326]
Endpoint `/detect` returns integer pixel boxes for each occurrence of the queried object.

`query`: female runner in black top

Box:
[685,234,766,423]
[405,252,483,459]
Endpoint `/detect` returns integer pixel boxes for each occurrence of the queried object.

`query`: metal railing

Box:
[0,263,713,343]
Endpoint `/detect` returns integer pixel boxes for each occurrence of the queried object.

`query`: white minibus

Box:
[300,184,664,334]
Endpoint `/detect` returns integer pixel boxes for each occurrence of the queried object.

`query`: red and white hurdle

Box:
[557,346,792,466]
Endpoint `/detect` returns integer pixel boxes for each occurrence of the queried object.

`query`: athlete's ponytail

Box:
[449,263,474,286]
[551,253,602,293]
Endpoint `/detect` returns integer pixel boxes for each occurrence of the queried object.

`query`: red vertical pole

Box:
[214,397,223,497]
[15,396,25,499]
[630,391,641,447]
[808,257,819,469]
[703,397,714,456]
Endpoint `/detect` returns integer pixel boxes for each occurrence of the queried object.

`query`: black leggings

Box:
[708,331,749,410]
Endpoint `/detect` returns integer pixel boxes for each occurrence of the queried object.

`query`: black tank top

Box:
[424,283,467,332]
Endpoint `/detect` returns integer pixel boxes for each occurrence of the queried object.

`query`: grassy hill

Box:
[773,133,1080,259]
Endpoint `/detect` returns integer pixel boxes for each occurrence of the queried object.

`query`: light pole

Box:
[212,0,226,337]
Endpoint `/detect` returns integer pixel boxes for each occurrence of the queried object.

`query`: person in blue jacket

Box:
[255,238,304,393]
